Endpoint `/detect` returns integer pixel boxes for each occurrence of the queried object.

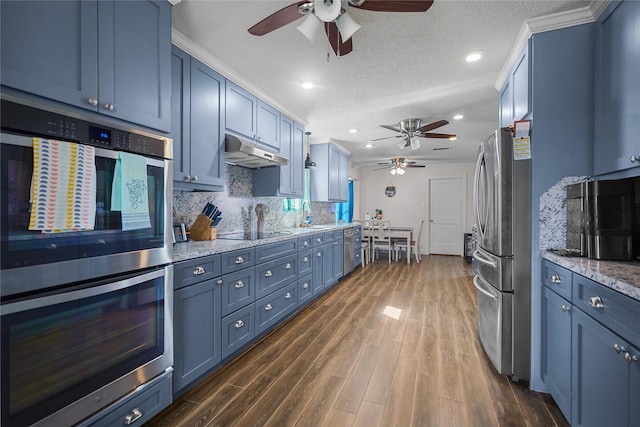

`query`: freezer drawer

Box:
[472,246,513,292]
[474,274,513,376]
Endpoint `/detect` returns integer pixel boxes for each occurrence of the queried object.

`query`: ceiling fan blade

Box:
[248,1,307,36]
[380,124,402,132]
[421,132,457,139]
[405,164,426,168]
[351,0,434,13]
[324,22,353,56]
[369,135,403,142]
[417,119,449,133]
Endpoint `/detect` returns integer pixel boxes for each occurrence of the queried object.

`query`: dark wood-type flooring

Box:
[147,255,569,427]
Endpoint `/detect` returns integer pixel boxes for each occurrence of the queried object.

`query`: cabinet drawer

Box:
[255,254,297,299]
[542,259,572,300]
[221,248,255,275]
[220,269,255,317]
[78,371,172,427]
[298,249,313,277]
[221,304,255,359]
[573,274,640,347]
[255,239,297,264]
[174,255,221,290]
[256,283,297,335]
[332,230,343,241]
[297,274,313,305]
[298,235,313,250]
[312,232,326,247]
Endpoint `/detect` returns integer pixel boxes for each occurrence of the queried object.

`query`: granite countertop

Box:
[541,251,640,301]
[173,223,354,262]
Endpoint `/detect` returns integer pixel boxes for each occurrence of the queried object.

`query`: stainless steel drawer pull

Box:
[302,282,309,289]
[561,304,570,312]
[124,408,143,425]
[265,270,273,277]
[217,279,223,285]
[550,274,561,284]
[625,352,638,363]
[316,238,322,243]
[588,296,604,309]
[235,320,245,329]
[317,252,322,257]
[193,266,206,275]
[614,343,626,353]
[630,155,640,163]
[285,292,292,299]
[235,280,244,289]
[88,96,98,106]
[103,102,114,111]
[302,257,309,262]
[265,303,273,311]
[303,241,309,246]
[285,263,292,269]
[235,256,245,264]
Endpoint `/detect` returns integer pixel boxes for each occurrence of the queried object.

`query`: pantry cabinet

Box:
[0,0,171,132]
[593,0,640,177]
[310,143,350,202]
[171,46,225,191]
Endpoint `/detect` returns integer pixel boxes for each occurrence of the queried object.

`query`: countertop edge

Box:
[540,251,640,301]
[173,223,355,262]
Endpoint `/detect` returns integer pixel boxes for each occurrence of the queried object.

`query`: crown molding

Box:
[171,29,308,126]
[494,1,611,91]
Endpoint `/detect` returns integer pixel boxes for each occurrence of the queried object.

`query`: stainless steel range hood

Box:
[225,134,288,168]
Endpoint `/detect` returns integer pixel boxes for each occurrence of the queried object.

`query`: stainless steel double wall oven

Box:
[0,96,174,426]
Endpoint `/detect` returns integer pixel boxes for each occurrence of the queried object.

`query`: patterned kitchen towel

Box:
[111,151,151,231]
[29,138,96,231]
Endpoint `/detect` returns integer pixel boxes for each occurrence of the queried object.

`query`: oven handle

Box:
[2,267,167,314]
[473,275,498,301]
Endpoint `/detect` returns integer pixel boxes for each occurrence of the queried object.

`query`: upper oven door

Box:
[0,133,173,296]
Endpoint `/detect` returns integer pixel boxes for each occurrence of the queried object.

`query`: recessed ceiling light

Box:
[465,51,483,62]
[449,136,457,141]
[453,114,464,120]
[349,128,358,134]
[363,142,375,148]
[301,82,314,89]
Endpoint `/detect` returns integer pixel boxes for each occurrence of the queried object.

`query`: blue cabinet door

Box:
[312,247,324,295]
[328,146,341,201]
[332,239,343,283]
[171,46,192,185]
[511,45,530,121]
[173,279,222,392]
[322,244,334,289]
[541,286,572,422]
[499,79,512,128]
[572,308,628,427]
[256,100,280,150]
[279,115,294,195]
[594,0,640,176]
[225,80,257,139]
[292,122,305,197]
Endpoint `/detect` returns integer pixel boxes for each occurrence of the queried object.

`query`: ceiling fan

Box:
[375,157,425,175]
[248,0,435,57]
[370,118,456,150]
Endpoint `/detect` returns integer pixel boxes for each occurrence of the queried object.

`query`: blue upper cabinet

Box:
[0,0,171,132]
[225,80,280,151]
[594,0,640,177]
[310,143,349,202]
[499,43,531,127]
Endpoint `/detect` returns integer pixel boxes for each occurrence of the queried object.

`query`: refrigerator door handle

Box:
[473,275,498,301]
[473,249,498,268]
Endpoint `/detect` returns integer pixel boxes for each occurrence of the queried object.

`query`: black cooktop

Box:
[217,231,290,241]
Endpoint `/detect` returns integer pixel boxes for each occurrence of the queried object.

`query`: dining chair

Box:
[395,219,424,263]
[371,220,393,263]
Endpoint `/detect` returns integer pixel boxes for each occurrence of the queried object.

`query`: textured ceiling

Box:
[172,0,594,168]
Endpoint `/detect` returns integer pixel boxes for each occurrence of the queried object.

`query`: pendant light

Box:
[304,131,317,169]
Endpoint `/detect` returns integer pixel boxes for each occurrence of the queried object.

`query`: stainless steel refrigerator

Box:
[472,128,531,382]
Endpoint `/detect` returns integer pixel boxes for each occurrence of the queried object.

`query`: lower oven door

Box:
[473,273,513,376]
[1,265,173,427]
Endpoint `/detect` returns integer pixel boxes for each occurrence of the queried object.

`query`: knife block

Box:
[189,214,217,241]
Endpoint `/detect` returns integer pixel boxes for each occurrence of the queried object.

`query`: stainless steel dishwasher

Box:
[343,228,355,276]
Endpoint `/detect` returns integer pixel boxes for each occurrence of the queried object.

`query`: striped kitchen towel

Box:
[111,151,151,231]
[29,138,96,232]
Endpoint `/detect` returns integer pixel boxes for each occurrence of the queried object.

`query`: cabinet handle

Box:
[316,238,322,243]
[613,343,626,353]
[302,257,309,262]
[192,175,199,182]
[625,352,638,363]
[235,280,244,288]
[550,274,561,284]
[285,263,292,269]
[561,304,570,312]
[185,174,192,181]
[217,279,223,285]
[103,102,114,111]
[264,303,273,311]
[588,296,604,309]
[265,270,273,277]
[235,320,245,329]
[630,155,640,163]
[317,252,322,257]
[193,266,206,275]
[302,282,309,289]
[235,256,245,264]
[285,292,292,299]
[303,241,309,246]
[124,407,143,425]
[88,96,98,106]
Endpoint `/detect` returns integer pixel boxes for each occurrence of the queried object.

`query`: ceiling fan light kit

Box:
[335,12,361,41]
[297,13,323,42]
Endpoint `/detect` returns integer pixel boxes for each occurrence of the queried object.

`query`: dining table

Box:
[355,220,414,264]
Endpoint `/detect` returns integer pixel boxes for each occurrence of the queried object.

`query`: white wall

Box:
[356,162,477,250]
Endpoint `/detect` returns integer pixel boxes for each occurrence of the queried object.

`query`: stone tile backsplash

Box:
[173,165,336,234]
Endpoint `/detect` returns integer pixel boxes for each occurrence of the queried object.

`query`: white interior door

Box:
[426,176,466,255]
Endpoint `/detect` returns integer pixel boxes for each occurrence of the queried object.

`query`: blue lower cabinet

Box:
[255,283,297,335]
[298,249,312,277]
[221,304,255,359]
[220,269,255,317]
[255,254,297,299]
[297,274,313,305]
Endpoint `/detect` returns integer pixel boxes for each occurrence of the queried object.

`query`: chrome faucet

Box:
[301,200,311,227]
